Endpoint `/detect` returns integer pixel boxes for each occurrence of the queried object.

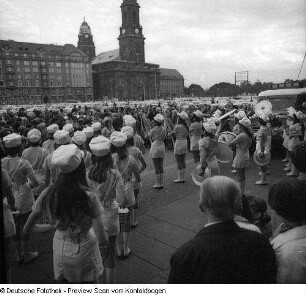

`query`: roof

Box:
[92,49,120,64]
[258,88,306,97]
[0,40,88,57]
[160,68,183,78]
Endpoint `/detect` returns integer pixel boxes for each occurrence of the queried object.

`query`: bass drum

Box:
[218,131,236,145]
[216,141,233,163]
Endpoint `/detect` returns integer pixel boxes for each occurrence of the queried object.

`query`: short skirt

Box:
[101,203,120,237]
[190,136,201,151]
[174,139,188,155]
[233,149,250,169]
[53,228,103,283]
[150,141,165,159]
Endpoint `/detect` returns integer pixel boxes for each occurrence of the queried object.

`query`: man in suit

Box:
[168,176,276,284]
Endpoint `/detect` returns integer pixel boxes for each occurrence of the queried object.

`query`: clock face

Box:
[85,34,88,38]
[122,29,126,34]
[135,28,139,34]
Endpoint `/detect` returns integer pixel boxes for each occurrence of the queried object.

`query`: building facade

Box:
[77,18,96,61]
[0,40,93,105]
[160,68,184,98]
[92,0,160,101]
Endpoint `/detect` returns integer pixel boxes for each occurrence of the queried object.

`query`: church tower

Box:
[77,18,96,61]
[118,0,145,62]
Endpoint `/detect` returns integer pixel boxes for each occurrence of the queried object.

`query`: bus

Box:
[258,88,306,114]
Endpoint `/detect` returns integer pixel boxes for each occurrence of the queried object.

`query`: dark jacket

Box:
[168,220,276,284]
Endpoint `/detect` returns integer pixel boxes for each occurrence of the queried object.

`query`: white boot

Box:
[159,173,164,188]
[153,174,163,189]
[174,170,185,183]
[287,164,298,176]
[255,172,267,185]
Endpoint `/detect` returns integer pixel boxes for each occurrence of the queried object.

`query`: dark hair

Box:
[238,123,253,139]
[29,141,41,147]
[88,152,113,183]
[111,144,128,160]
[268,178,306,223]
[126,137,134,147]
[154,120,163,127]
[48,160,94,224]
[291,141,306,173]
[178,116,189,131]
[4,145,22,156]
[203,127,215,139]
[192,114,202,123]
[258,118,267,126]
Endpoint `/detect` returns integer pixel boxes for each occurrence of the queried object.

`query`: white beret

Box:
[239,117,251,129]
[47,124,59,134]
[203,120,217,134]
[27,129,41,143]
[3,133,22,148]
[178,111,189,121]
[89,136,111,157]
[124,115,136,127]
[121,126,134,139]
[193,110,203,119]
[287,107,296,118]
[54,130,71,145]
[154,114,164,123]
[92,122,102,132]
[110,131,127,147]
[63,123,74,133]
[83,126,94,139]
[235,110,247,120]
[51,144,83,174]
[72,131,87,146]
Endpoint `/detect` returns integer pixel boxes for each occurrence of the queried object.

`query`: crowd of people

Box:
[1,99,306,284]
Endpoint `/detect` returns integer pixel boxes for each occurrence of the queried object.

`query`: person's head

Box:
[54,130,71,147]
[268,178,306,223]
[3,133,22,156]
[258,117,267,127]
[203,120,217,138]
[92,122,102,136]
[47,124,59,140]
[193,110,203,122]
[121,126,134,147]
[291,140,306,173]
[110,131,128,160]
[88,136,113,183]
[71,130,87,150]
[238,117,253,138]
[198,176,241,221]
[248,196,270,223]
[153,114,164,126]
[27,128,42,147]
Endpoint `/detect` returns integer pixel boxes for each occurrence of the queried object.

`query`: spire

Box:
[79,18,92,36]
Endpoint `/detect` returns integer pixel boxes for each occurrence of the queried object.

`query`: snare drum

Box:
[218,132,236,144]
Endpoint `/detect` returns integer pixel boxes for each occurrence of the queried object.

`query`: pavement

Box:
[10,149,286,284]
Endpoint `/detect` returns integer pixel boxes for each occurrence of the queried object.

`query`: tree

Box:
[184,84,205,97]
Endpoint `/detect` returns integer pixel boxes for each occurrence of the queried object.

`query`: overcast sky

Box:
[0,0,305,88]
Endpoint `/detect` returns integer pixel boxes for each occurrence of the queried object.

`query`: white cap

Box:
[72,131,87,146]
[154,114,164,123]
[92,122,102,132]
[3,133,22,148]
[124,115,136,127]
[89,136,111,157]
[110,131,127,147]
[259,114,270,122]
[27,129,41,143]
[121,126,134,139]
[193,110,203,119]
[63,123,74,133]
[54,130,71,145]
[239,117,252,129]
[287,107,296,118]
[295,111,306,120]
[83,126,94,139]
[51,144,83,174]
[235,110,247,120]
[47,124,59,134]
[178,111,189,121]
[203,120,217,134]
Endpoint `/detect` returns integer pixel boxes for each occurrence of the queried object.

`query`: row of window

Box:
[1,60,90,69]
[1,52,88,61]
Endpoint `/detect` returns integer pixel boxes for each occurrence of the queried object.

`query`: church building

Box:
[91,0,160,101]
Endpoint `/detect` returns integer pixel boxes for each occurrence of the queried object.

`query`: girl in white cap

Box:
[110,131,141,259]
[87,136,129,283]
[22,129,48,199]
[147,114,166,189]
[169,111,189,183]
[189,110,203,164]
[198,120,220,177]
[228,117,253,195]
[42,124,59,155]
[2,133,40,264]
[72,131,92,170]
[24,144,108,284]
[121,126,147,228]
